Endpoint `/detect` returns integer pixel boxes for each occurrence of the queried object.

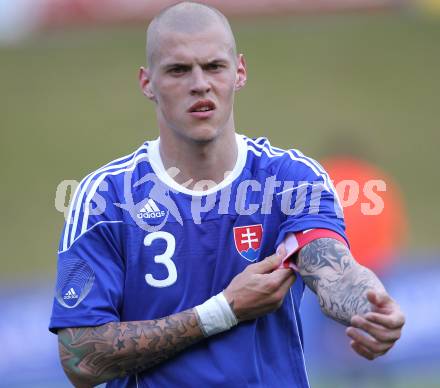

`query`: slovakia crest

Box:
[233,224,263,262]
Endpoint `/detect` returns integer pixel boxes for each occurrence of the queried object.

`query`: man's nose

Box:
[190,67,211,95]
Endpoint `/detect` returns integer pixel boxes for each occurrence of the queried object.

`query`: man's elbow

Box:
[61,365,96,388]
[59,355,103,388]
[57,330,104,387]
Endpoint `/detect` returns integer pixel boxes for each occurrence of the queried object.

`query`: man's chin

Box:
[182,126,220,144]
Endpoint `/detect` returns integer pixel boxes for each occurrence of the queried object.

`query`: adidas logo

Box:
[63,288,79,300]
[137,198,166,219]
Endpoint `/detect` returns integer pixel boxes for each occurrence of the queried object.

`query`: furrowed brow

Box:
[205,58,229,66]
[162,62,192,71]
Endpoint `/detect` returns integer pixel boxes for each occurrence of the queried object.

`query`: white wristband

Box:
[195,292,238,337]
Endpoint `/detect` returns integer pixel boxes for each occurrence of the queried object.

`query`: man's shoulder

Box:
[76,142,152,197]
[67,140,153,224]
[60,142,154,252]
[241,135,326,181]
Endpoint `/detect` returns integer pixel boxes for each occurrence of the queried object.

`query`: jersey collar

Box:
[148,133,247,196]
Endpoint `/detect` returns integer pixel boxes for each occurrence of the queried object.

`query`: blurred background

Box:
[1,0,439,387]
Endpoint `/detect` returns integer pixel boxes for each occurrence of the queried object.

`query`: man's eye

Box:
[169,67,188,74]
[207,63,222,71]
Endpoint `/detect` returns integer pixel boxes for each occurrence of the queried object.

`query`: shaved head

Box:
[139,1,247,147]
[146,1,237,68]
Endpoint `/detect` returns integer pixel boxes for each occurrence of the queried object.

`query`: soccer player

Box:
[49,2,405,387]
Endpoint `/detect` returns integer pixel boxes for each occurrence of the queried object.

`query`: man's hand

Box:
[297,237,405,360]
[346,290,405,360]
[223,245,296,322]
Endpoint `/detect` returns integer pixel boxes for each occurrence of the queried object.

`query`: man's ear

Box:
[139,67,156,101]
[234,54,247,91]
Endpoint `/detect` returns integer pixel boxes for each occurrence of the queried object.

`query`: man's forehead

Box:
[153,28,235,66]
[146,3,237,69]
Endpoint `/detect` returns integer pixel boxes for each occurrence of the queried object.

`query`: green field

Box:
[1,12,439,279]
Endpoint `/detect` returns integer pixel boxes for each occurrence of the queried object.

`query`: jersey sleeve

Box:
[49,175,125,333]
[275,151,349,249]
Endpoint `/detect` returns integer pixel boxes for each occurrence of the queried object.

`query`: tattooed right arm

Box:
[297,237,405,360]
[297,238,385,326]
[58,309,203,387]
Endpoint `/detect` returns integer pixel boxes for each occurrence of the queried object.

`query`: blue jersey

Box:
[49,134,347,387]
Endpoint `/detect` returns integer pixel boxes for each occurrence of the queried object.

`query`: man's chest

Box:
[120,212,284,320]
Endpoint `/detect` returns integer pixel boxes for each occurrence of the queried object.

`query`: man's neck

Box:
[158,131,238,191]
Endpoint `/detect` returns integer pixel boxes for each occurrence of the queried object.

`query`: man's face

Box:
[140,24,246,143]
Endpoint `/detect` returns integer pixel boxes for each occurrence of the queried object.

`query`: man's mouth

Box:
[188,100,216,113]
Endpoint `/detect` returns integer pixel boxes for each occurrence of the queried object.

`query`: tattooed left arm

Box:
[57,309,204,387]
[297,238,405,360]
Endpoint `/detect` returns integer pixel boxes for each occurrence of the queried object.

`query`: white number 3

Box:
[144,231,177,288]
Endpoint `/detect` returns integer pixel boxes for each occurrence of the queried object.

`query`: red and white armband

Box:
[279,229,348,271]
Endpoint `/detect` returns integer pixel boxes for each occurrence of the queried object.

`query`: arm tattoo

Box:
[58,309,203,386]
[298,238,385,326]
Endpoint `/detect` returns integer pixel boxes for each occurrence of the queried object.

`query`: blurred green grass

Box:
[0,12,439,279]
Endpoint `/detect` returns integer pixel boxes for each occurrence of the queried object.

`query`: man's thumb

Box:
[252,245,285,274]
[276,243,287,259]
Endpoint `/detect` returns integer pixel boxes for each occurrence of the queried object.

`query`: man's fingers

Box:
[351,316,401,343]
[249,251,284,274]
[350,340,375,361]
[346,327,391,355]
[277,270,296,293]
[367,290,392,308]
[365,311,405,330]
[266,268,296,291]
[266,269,296,306]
